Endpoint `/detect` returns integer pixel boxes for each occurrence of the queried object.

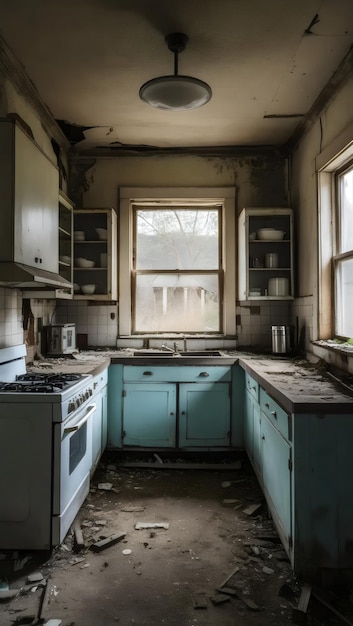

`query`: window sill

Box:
[311,340,353,375]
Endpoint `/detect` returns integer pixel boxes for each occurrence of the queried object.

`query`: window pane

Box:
[336,258,353,337]
[339,168,353,253]
[134,274,219,333]
[135,209,219,270]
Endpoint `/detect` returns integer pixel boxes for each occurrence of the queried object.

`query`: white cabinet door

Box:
[14,124,59,271]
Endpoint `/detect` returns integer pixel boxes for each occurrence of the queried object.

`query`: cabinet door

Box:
[179,382,230,447]
[244,391,254,458]
[123,383,176,447]
[14,124,59,271]
[261,415,291,545]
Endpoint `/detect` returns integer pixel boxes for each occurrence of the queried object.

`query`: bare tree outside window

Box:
[133,207,222,333]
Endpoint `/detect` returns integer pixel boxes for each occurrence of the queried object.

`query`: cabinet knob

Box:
[265,402,270,408]
[143,371,153,376]
[181,411,186,415]
[262,435,265,440]
[199,372,209,377]
[270,410,277,418]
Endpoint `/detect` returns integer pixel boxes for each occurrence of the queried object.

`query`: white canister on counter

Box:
[265,252,278,268]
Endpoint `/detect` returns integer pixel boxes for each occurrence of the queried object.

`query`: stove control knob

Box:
[89,388,93,396]
[68,401,76,413]
[76,397,81,408]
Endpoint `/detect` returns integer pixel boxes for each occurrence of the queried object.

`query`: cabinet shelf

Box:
[238,208,294,301]
[73,208,117,301]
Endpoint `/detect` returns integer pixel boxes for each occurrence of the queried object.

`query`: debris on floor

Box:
[1,452,353,625]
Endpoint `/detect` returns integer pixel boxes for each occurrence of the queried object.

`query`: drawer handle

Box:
[143,371,153,376]
[199,372,209,377]
[270,410,277,418]
[252,385,256,390]
[265,402,270,408]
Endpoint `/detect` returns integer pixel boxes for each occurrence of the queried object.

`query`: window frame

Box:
[118,187,236,338]
[317,125,353,341]
[132,203,223,334]
[333,161,353,338]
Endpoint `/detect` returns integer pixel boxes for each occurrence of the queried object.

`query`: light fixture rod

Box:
[174,50,178,76]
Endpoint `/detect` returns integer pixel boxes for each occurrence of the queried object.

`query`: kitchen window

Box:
[119,187,236,337]
[133,206,221,333]
[334,163,353,337]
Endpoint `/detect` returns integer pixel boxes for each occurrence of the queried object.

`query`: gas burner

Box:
[16,372,84,390]
[23,384,62,393]
[0,381,63,393]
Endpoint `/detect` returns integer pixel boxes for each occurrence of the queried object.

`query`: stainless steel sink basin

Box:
[133,351,175,357]
[178,350,223,356]
[133,350,223,357]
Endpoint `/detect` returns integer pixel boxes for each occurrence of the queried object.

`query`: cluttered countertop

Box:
[26,349,353,413]
[239,356,353,413]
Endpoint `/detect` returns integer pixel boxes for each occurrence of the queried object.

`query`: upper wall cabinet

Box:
[73,208,118,300]
[238,208,294,301]
[0,119,59,274]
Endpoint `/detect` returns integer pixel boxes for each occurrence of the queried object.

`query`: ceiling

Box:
[1,0,353,153]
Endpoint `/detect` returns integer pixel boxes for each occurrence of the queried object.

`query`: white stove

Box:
[0,345,96,550]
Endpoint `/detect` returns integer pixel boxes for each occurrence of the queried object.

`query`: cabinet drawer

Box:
[260,388,289,440]
[123,365,231,383]
[245,372,259,401]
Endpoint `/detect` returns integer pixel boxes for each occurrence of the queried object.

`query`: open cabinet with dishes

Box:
[73,208,118,300]
[238,207,294,300]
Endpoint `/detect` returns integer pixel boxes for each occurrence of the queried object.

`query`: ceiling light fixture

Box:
[139,33,212,111]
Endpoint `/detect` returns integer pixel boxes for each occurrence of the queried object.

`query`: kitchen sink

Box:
[178,350,223,356]
[133,350,224,357]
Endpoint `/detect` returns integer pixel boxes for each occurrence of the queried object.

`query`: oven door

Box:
[52,402,95,545]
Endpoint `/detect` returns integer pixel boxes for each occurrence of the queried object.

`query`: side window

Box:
[334,164,353,338]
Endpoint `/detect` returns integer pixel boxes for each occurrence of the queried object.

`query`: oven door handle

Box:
[64,404,96,434]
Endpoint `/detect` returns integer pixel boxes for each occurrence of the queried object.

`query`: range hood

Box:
[0,262,72,289]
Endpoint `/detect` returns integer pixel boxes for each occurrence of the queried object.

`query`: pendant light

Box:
[139,33,212,111]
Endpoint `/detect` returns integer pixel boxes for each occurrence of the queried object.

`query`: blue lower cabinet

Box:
[123,383,176,447]
[261,414,291,549]
[178,382,231,447]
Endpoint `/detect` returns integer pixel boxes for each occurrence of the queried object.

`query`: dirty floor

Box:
[1,453,353,626]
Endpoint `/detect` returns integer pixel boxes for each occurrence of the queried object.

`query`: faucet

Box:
[161,343,175,353]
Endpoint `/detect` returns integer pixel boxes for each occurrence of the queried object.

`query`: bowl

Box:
[59,255,71,264]
[257,228,285,241]
[73,283,80,292]
[96,227,107,240]
[74,230,85,241]
[81,284,96,295]
[75,257,95,268]
[249,232,257,241]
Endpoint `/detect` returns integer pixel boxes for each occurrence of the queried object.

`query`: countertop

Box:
[239,356,353,413]
[27,349,353,413]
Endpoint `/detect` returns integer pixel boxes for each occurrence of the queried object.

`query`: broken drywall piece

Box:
[90,532,126,553]
[97,482,113,491]
[210,594,231,606]
[135,522,169,530]
[242,503,262,516]
[27,571,44,583]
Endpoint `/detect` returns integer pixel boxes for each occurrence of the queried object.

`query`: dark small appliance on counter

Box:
[43,323,76,355]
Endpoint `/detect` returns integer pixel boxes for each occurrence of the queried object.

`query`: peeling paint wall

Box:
[62,151,288,348]
[290,74,353,367]
[76,153,287,212]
